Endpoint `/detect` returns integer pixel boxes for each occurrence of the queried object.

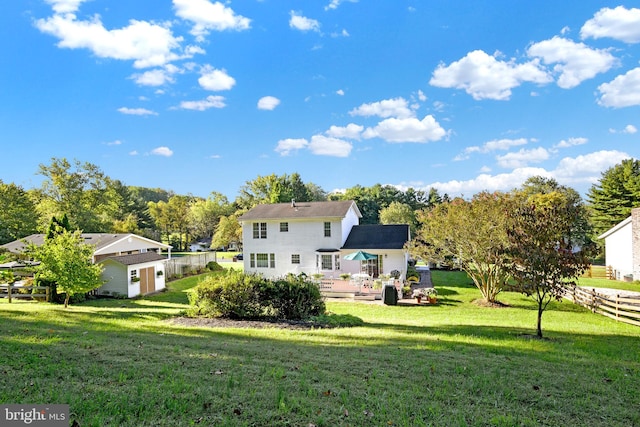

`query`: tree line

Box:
[0,157,448,251]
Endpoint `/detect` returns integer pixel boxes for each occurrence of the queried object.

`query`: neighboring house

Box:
[1,233,172,298]
[189,237,212,252]
[598,208,640,281]
[238,200,410,280]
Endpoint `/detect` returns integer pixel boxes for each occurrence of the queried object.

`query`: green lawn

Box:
[0,271,638,426]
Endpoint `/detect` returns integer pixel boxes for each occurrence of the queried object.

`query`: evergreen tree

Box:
[587,159,640,235]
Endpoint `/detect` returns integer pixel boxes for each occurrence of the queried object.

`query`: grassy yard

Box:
[0,271,638,426]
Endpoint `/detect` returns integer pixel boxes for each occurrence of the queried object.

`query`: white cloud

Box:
[417,90,427,102]
[132,68,176,86]
[363,115,447,143]
[324,0,357,11]
[496,147,549,168]
[35,14,184,69]
[152,146,174,157]
[326,123,363,140]
[177,95,226,111]
[555,137,588,148]
[456,138,529,161]
[105,140,122,146]
[429,50,552,100]
[597,67,640,107]
[624,125,638,134]
[275,138,308,156]
[581,6,640,43]
[117,107,158,116]
[482,138,529,153]
[336,89,345,96]
[334,29,350,37]
[129,150,139,156]
[417,150,630,197]
[198,65,235,91]
[308,135,352,157]
[289,11,320,32]
[553,150,630,184]
[424,167,551,196]
[45,0,88,13]
[257,96,281,110]
[349,97,414,119]
[173,0,250,41]
[527,37,617,89]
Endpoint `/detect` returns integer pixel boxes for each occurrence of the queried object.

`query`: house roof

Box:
[238,200,361,221]
[1,233,170,254]
[598,216,632,240]
[101,252,167,266]
[342,224,410,250]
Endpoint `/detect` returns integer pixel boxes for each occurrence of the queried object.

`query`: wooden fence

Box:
[0,285,50,303]
[565,285,640,327]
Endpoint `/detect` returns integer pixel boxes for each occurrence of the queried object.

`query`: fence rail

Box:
[0,285,50,303]
[565,285,640,327]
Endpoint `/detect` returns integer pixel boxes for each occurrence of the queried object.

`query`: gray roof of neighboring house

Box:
[101,252,167,266]
[342,224,410,250]
[1,233,169,254]
[238,200,361,221]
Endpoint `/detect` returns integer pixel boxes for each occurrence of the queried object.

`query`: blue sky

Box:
[2,1,640,200]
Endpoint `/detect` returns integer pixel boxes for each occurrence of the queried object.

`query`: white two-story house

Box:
[238,200,410,280]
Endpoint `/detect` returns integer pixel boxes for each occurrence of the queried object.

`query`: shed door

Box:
[139,266,156,295]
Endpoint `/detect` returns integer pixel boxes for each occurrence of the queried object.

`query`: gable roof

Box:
[1,233,170,254]
[598,216,632,240]
[238,200,361,221]
[101,252,166,266]
[342,224,410,250]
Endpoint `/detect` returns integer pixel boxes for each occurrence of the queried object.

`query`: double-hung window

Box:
[324,222,331,237]
[253,222,267,239]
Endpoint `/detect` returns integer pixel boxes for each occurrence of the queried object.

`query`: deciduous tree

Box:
[212,215,242,250]
[28,229,104,308]
[379,201,417,234]
[411,192,513,303]
[507,191,596,338]
[0,180,38,244]
[33,158,121,232]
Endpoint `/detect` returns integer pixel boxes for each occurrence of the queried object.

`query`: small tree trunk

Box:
[537,302,543,338]
[64,293,70,309]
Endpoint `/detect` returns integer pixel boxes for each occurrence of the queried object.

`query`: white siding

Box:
[243,218,347,277]
[98,260,166,298]
[604,221,633,280]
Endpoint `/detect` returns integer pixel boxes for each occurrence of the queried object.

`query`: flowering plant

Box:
[412,288,429,298]
[412,288,437,298]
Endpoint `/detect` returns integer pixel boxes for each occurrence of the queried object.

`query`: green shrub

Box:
[187,270,265,319]
[187,271,326,321]
[311,313,364,327]
[206,261,224,272]
[261,274,325,320]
